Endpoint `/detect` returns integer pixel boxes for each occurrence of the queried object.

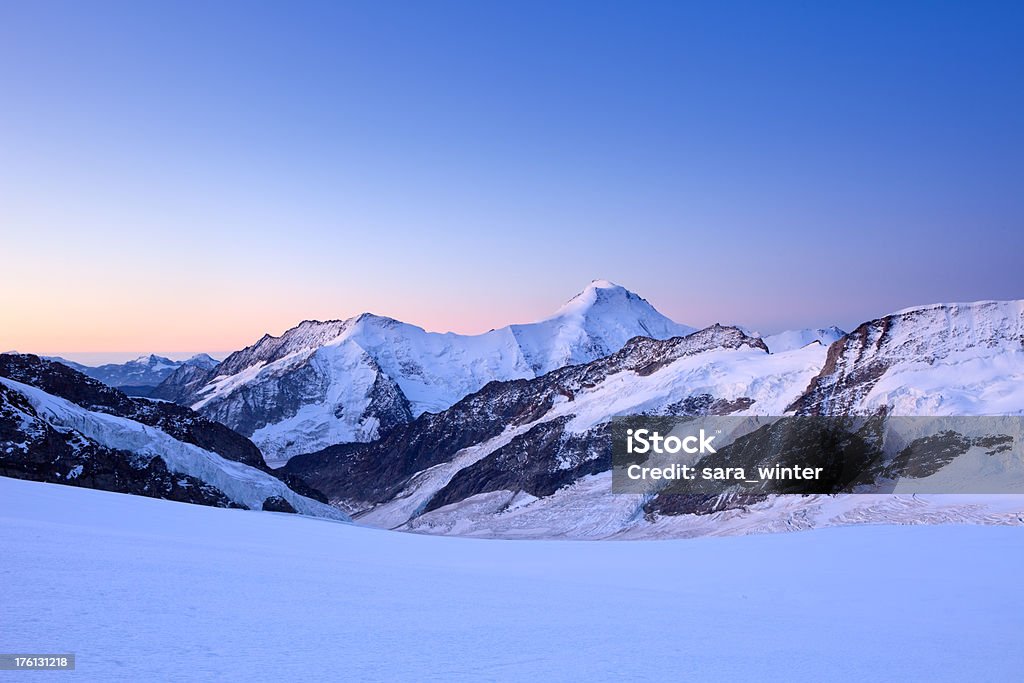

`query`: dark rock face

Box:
[160,348,413,448]
[423,419,610,513]
[0,382,242,509]
[789,301,1024,416]
[642,416,1018,518]
[0,354,265,470]
[273,472,329,504]
[284,325,766,512]
[664,394,755,415]
[880,431,1013,481]
[0,354,329,504]
[786,318,896,416]
[149,363,216,404]
[151,319,357,410]
[262,496,298,513]
[642,417,885,518]
[198,361,331,437]
[361,370,414,435]
[214,320,356,378]
[116,385,158,398]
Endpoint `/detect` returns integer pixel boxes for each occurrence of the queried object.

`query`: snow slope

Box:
[793,300,1024,416]
[556,338,827,434]
[0,377,345,519]
[508,279,696,372]
[763,326,845,353]
[2,476,1022,682]
[402,471,1024,538]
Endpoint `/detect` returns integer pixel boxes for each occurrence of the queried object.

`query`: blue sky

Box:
[1,1,1022,356]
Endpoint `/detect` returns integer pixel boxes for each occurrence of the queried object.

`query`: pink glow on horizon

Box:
[2,281,740,359]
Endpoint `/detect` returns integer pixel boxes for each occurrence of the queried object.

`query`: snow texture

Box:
[762,327,845,353]
[2,476,1021,681]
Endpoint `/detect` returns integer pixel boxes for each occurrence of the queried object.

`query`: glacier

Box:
[0,377,345,520]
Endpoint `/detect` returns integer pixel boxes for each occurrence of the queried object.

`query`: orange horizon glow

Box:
[1,282,705,358]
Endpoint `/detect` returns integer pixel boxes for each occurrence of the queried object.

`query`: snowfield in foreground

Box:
[3,477,1023,682]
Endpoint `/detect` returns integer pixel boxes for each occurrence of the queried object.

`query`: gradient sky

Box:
[2,0,1023,360]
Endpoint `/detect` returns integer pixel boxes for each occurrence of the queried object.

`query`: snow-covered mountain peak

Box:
[349,312,408,334]
[213,318,354,377]
[355,311,396,323]
[184,353,220,370]
[791,299,1024,416]
[43,353,194,393]
[160,280,699,462]
[507,281,696,376]
[131,354,174,366]
[551,280,656,320]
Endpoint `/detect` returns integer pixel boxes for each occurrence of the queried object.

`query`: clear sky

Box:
[2,0,1022,359]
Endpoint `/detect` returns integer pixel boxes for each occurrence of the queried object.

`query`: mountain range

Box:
[0,354,342,518]
[4,281,1022,539]
[152,280,696,464]
[47,353,220,396]
[280,298,1024,536]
